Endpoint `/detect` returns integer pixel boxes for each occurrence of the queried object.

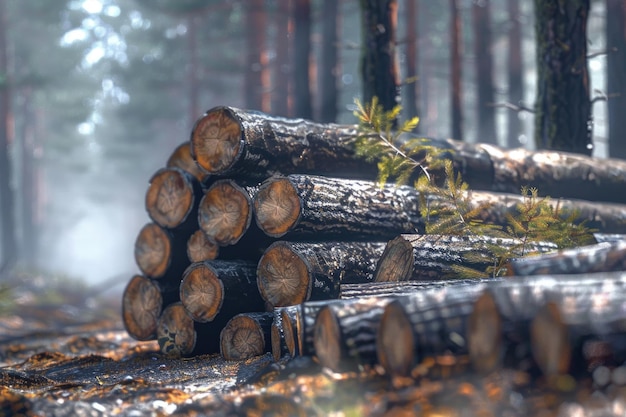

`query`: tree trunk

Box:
[253,174,424,240]
[506,0,523,147]
[220,312,273,361]
[245,0,269,111]
[472,0,497,144]
[318,0,339,123]
[534,0,592,155]
[606,0,626,159]
[339,278,499,299]
[256,241,387,307]
[134,222,189,281]
[187,14,199,127]
[292,0,312,119]
[19,87,38,264]
[450,0,463,141]
[0,0,16,269]
[272,0,291,117]
[360,0,400,115]
[403,0,419,127]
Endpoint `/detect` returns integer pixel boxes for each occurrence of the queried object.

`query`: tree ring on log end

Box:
[220,315,265,360]
[145,168,194,229]
[374,236,414,282]
[531,301,571,377]
[180,263,225,323]
[134,223,172,279]
[281,309,299,357]
[313,306,343,371]
[377,301,415,377]
[198,180,252,246]
[468,291,502,373]
[254,177,302,238]
[122,275,163,341]
[191,107,242,174]
[166,141,206,182]
[257,242,311,307]
[157,303,196,357]
[187,230,219,263]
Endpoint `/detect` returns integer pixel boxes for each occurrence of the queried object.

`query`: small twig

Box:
[588,47,617,59]
[488,101,535,114]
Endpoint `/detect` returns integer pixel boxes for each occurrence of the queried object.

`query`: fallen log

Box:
[179,260,263,323]
[133,223,188,280]
[253,174,424,240]
[145,167,203,232]
[374,234,557,282]
[376,284,489,378]
[505,240,626,276]
[166,141,209,184]
[186,229,219,263]
[593,233,626,243]
[156,302,221,357]
[256,241,387,307]
[122,274,178,341]
[339,278,500,299]
[220,312,274,361]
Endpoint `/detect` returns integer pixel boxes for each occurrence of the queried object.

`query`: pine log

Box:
[339,278,501,299]
[190,106,379,180]
[505,240,626,276]
[253,174,425,239]
[166,141,209,184]
[374,234,557,282]
[134,223,189,280]
[186,229,219,263]
[256,241,387,307]
[122,274,178,341]
[271,306,301,361]
[376,284,489,378]
[314,296,395,372]
[271,309,288,361]
[220,312,274,361]
[179,260,263,323]
[145,167,203,232]
[156,302,222,357]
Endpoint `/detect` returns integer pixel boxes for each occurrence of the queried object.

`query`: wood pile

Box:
[122,106,626,387]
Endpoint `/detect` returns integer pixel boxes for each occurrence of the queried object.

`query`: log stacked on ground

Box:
[166,141,208,184]
[134,223,189,281]
[220,312,273,361]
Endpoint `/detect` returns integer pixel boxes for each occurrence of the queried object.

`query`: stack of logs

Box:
[123,105,626,382]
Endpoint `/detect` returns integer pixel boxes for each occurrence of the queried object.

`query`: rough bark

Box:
[133,223,189,281]
[450,0,463,141]
[606,0,626,159]
[256,241,387,307]
[472,0,496,144]
[253,174,424,240]
[166,141,209,184]
[318,0,339,123]
[179,260,263,323]
[506,0,523,147]
[373,234,557,282]
[292,0,312,119]
[220,312,273,361]
[534,0,592,155]
[339,278,500,299]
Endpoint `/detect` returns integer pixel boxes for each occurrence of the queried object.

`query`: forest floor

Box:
[1,271,626,416]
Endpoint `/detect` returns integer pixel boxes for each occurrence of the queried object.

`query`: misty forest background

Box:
[0,0,625,290]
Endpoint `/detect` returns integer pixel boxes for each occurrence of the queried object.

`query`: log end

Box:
[220,314,266,361]
[134,223,171,279]
[198,180,252,246]
[145,168,194,229]
[313,306,343,372]
[531,301,571,377]
[257,242,311,307]
[166,141,207,183]
[281,309,300,357]
[254,177,301,238]
[377,300,415,378]
[191,107,242,174]
[374,236,414,282]
[157,302,196,357]
[180,263,224,323]
[122,275,163,341]
[187,229,219,263]
[271,321,282,362]
[467,291,502,373]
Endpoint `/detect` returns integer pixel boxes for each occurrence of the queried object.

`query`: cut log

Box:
[122,274,178,341]
[256,241,387,307]
[179,260,263,323]
[339,278,501,299]
[156,302,221,357]
[376,284,489,378]
[593,233,626,243]
[374,234,557,282]
[145,167,203,232]
[186,229,219,263]
[314,296,395,372]
[166,141,209,184]
[133,223,188,280]
[220,312,274,361]
[253,174,425,239]
[505,240,626,276]
[190,106,379,180]
[270,307,302,361]
[271,309,288,361]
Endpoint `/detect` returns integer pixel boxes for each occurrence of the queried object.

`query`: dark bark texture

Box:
[292,0,312,119]
[506,0,523,147]
[318,0,339,123]
[450,0,463,140]
[472,0,497,144]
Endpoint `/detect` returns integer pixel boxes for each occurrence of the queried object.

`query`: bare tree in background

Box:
[450,0,463,141]
[506,0,523,147]
[606,0,626,159]
[472,0,496,144]
[245,0,270,111]
[273,0,291,117]
[360,0,400,115]
[404,0,419,129]
[293,0,312,119]
[534,0,591,155]
[318,0,339,122]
